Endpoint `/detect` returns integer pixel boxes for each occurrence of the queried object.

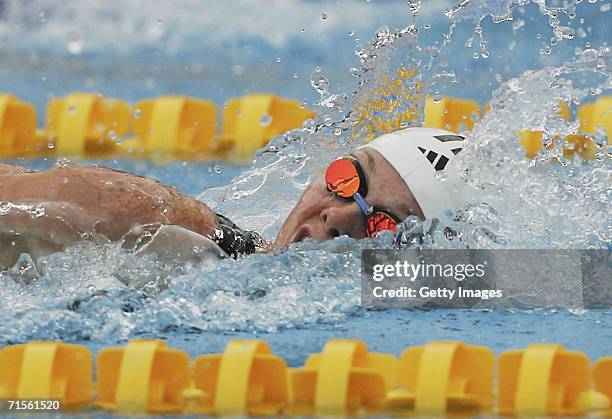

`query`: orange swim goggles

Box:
[325,156,402,237]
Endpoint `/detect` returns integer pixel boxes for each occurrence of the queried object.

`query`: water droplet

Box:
[348,31,354,37]
[600,3,610,11]
[213,165,223,174]
[556,26,575,39]
[512,19,525,32]
[133,109,142,119]
[29,205,45,218]
[276,57,281,63]
[260,114,272,127]
[407,0,421,16]
[507,78,521,92]
[292,73,299,79]
[0,202,11,215]
[15,253,36,275]
[55,158,71,167]
[321,12,328,20]
[67,34,83,55]
[310,67,330,96]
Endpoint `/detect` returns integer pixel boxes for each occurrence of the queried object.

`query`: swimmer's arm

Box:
[0,163,32,176]
[0,202,95,268]
[122,224,229,261]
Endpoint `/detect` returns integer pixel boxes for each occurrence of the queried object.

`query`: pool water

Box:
[0,0,610,366]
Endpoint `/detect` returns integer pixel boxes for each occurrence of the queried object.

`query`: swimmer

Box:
[0,127,470,269]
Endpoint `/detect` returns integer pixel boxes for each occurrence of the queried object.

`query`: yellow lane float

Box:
[515,99,609,160]
[0,338,610,415]
[387,341,494,415]
[0,341,93,406]
[424,96,482,133]
[594,357,612,415]
[216,93,316,159]
[498,343,609,416]
[0,92,608,161]
[578,95,611,143]
[0,94,38,157]
[191,339,288,415]
[96,339,190,413]
[288,339,398,415]
[43,93,130,156]
[120,96,217,159]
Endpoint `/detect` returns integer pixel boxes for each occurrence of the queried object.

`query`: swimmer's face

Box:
[275,148,425,246]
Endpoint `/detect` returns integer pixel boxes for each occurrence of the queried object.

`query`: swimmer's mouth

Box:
[292,225,313,243]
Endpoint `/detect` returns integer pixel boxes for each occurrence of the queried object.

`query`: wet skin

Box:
[275,147,424,246]
[0,148,423,267]
[0,163,218,268]
[0,163,218,240]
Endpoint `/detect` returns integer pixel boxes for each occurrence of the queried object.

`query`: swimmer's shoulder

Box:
[54,164,187,198]
[0,163,33,176]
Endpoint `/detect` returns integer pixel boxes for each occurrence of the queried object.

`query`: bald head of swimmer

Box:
[275,127,469,246]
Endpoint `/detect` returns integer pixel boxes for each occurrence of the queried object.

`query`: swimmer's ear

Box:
[122,224,229,261]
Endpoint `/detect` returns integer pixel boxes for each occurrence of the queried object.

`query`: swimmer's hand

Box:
[122,224,229,261]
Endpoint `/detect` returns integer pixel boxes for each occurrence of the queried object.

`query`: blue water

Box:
[0,0,610,368]
[165,309,612,365]
[80,309,608,367]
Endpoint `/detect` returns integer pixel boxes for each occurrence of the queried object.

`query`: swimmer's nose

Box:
[320,206,358,239]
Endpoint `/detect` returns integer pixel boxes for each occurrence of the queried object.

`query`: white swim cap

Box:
[361,127,469,219]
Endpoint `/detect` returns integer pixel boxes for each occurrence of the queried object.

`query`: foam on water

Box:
[0,0,610,344]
